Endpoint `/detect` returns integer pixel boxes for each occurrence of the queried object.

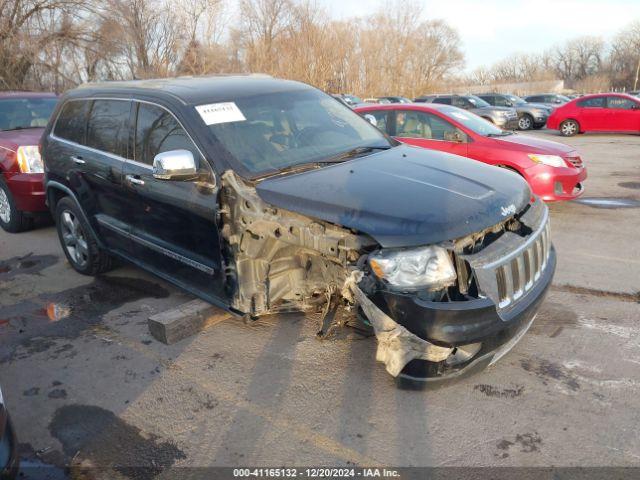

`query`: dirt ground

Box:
[1,130,639,478]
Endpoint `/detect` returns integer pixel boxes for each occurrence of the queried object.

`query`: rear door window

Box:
[134,103,201,166]
[54,100,91,144]
[577,97,605,108]
[527,96,543,103]
[86,100,131,157]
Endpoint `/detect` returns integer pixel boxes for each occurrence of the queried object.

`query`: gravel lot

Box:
[1,130,639,477]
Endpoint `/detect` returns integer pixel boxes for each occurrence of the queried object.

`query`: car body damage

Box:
[220,169,555,385]
[42,77,556,387]
[220,170,374,320]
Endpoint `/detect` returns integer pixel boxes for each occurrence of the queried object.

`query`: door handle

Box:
[71,155,85,165]
[125,174,145,186]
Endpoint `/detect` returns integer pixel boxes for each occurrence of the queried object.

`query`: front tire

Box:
[54,197,113,275]
[560,119,579,137]
[518,114,533,130]
[0,177,33,233]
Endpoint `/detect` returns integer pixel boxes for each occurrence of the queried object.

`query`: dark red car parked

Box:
[0,92,57,232]
[355,103,587,202]
[547,93,640,136]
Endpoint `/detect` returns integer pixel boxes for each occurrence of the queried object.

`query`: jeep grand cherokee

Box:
[41,76,555,387]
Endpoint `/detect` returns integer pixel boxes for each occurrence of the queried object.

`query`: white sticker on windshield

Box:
[450,112,470,121]
[196,102,246,125]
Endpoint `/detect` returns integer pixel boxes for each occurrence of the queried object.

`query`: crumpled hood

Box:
[256,145,531,248]
[495,133,577,156]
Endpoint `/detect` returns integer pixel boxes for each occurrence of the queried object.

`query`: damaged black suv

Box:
[41,76,555,387]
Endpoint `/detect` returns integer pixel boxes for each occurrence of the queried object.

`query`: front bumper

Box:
[3,171,46,213]
[524,164,587,202]
[0,412,19,480]
[354,199,555,387]
[370,246,555,387]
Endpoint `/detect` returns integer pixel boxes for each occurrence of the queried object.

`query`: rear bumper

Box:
[369,245,555,387]
[3,172,46,213]
[525,165,588,202]
[0,413,19,480]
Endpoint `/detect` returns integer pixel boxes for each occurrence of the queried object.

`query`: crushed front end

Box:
[220,171,554,387]
[352,198,555,387]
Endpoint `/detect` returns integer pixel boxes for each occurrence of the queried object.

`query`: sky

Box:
[321,0,640,71]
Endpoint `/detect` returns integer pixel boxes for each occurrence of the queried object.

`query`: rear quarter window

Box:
[54,100,91,144]
[433,97,452,105]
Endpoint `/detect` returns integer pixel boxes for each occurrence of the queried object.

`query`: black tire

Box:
[0,176,34,233]
[560,119,579,137]
[54,196,113,275]
[518,114,534,130]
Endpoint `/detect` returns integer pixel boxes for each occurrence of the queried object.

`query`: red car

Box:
[547,93,640,136]
[0,92,57,232]
[355,103,587,202]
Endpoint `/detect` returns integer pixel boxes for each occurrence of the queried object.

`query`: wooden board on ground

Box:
[148,299,232,345]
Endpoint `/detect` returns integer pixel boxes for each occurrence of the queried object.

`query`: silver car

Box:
[415,94,519,130]
[478,93,552,130]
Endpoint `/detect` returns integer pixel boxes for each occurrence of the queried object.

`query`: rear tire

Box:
[0,177,33,233]
[518,114,533,130]
[560,119,579,137]
[54,197,113,275]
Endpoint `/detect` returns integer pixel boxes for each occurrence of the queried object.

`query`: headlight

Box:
[528,154,567,168]
[16,145,44,173]
[369,245,457,291]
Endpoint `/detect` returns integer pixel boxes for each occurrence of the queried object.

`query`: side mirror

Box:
[153,150,198,180]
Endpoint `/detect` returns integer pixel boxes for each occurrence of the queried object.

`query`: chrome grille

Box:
[461,203,552,311]
[494,221,550,308]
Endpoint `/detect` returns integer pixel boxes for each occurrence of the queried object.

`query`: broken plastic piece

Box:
[343,271,453,376]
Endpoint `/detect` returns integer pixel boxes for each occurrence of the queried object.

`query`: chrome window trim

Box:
[49,97,216,183]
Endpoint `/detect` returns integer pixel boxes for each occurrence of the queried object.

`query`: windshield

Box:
[467,95,491,108]
[201,88,391,176]
[557,95,571,103]
[506,95,526,105]
[0,97,57,131]
[440,106,505,136]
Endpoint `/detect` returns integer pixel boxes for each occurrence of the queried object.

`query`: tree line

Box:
[1,0,639,96]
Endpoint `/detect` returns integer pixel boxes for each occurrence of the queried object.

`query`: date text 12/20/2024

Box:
[233,468,401,478]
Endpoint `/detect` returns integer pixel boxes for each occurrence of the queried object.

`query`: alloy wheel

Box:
[518,116,532,130]
[60,210,89,268]
[561,121,577,136]
[0,188,10,224]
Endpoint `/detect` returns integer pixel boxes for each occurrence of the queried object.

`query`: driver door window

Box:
[394,111,465,142]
